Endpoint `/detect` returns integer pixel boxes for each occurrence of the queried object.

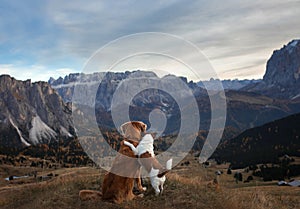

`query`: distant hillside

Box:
[213,113,300,168]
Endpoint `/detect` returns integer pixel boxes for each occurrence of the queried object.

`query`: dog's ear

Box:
[120,122,130,136]
[120,122,132,135]
[119,124,124,135]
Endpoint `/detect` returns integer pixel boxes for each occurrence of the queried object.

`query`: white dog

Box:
[148,159,172,195]
[124,134,172,195]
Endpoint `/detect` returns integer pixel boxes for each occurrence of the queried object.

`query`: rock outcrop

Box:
[264,40,300,87]
[244,39,300,99]
[0,75,74,149]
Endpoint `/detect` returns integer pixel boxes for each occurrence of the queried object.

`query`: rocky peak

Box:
[242,39,300,99]
[263,39,300,87]
[0,75,31,91]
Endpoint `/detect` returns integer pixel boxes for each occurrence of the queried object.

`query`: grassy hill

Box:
[0,154,299,209]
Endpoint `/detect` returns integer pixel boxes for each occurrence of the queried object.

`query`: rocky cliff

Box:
[264,40,300,86]
[244,39,300,99]
[0,75,74,149]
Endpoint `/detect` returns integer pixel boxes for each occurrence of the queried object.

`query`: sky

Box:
[0,0,300,82]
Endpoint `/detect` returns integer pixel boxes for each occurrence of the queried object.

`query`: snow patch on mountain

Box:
[60,126,73,137]
[29,115,57,145]
[9,117,31,146]
[291,93,300,100]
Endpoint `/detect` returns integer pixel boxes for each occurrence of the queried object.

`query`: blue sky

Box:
[0,0,300,81]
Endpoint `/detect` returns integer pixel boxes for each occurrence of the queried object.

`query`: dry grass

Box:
[0,155,299,209]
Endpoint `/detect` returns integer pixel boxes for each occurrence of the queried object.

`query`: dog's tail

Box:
[79,190,102,201]
[157,158,173,178]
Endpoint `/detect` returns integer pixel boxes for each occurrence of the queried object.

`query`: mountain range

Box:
[197,78,261,91]
[1,39,300,164]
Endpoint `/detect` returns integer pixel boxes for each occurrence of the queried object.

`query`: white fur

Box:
[149,158,173,195]
[124,134,154,157]
[149,167,166,196]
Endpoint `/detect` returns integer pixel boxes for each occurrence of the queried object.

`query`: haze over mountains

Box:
[0,40,300,164]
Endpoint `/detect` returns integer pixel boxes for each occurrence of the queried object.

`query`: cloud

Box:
[0,64,77,82]
[1,0,300,81]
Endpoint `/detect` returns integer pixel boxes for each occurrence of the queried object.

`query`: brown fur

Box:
[101,140,141,203]
[120,121,147,140]
[79,121,147,204]
[79,190,102,201]
[119,121,147,192]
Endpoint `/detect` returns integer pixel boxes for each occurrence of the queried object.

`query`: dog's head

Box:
[120,121,147,141]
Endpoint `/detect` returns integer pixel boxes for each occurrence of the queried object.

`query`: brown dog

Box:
[101,121,148,203]
[101,139,142,203]
[119,121,148,192]
[79,121,147,203]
